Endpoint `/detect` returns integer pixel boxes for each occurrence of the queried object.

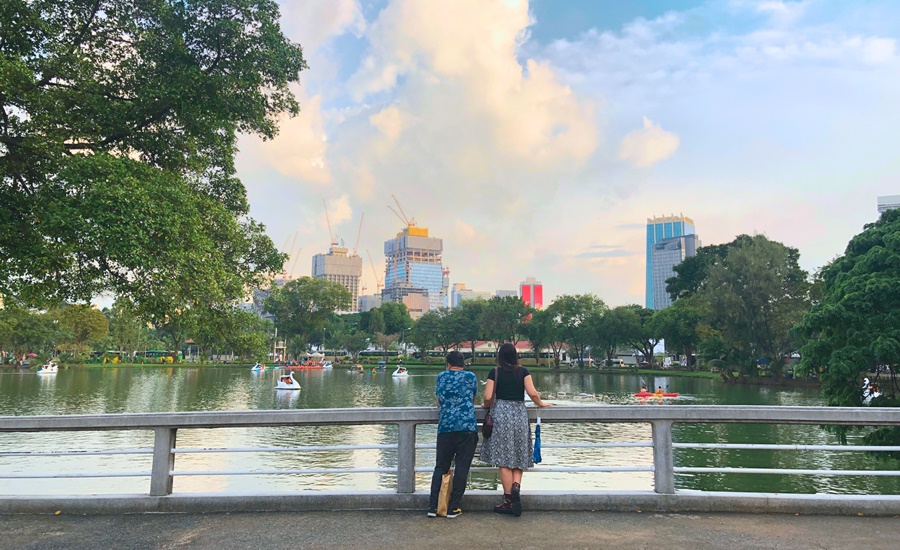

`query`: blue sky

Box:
[234,0,900,307]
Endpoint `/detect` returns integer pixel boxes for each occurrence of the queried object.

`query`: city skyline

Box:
[234,0,900,308]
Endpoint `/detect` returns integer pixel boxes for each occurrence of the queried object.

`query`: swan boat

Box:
[275,372,301,390]
[250,363,266,372]
[36,362,59,375]
[392,366,409,378]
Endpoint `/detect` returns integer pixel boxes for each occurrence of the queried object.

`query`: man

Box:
[427,351,478,518]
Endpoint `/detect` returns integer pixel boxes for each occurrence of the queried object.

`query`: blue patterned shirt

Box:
[436,370,478,433]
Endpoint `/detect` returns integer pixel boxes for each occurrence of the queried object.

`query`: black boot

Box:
[493,493,514,515]
[511,482,522,517]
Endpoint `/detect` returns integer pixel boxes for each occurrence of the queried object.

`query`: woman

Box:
[481,342,552,517]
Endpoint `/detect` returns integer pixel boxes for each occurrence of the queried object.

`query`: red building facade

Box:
[519,276,543,309]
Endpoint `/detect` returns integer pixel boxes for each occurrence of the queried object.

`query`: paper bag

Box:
[436,469,453,516]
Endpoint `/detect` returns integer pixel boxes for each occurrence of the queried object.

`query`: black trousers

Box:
[428,430,478,511]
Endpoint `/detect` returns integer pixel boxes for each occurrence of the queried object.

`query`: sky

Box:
[234,0,900,307]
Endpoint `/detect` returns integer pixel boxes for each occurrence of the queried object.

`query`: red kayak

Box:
[634,392,679,398]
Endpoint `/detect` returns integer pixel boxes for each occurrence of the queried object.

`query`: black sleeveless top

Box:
[488,366,530,401]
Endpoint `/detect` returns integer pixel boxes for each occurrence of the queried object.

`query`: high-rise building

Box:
[651,235,699,310]
[382,225,443,319]
[495,290,518,299]
[451,283,492,307]
[878,195,900,214]
[646,214,695,310]
[312,246,362,312]
[519,277,543,309]
[358,294,382,312]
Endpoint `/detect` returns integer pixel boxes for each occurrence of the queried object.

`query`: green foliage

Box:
[0,0,304,306]
[410,310,442,361]
[453,300,487,364]
[588,306,641,364]
[665,235,753,302]
[263,277,352,355]
[102,300,144,356]
[701,235,810,376]
[621,304,661,366]
[799,209,900,407]
[547,294,605,367]
[648,298,703,369]
[0,301,59,361]
[479,296,530,344]
[55,304,109,359]
[339,330,371,361]
[521,308,565,367]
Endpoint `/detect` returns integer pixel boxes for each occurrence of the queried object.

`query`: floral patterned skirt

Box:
[480,398,533,470]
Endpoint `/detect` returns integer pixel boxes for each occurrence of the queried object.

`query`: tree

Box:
[547,294,605,367]
[373,332,399,362]
[479,296,529,345]
[648,298,703,370]
[665,235,753,302]
[410,310,441,363]
[263,277,352,357]
[453,301,486,364]
[0,302,58,363]
[191,305,265,363]
[700,235,810,376]
[521,308,566,368]
[1,0,304,307]
[799,209,900,408]
[622,305,661,367]
[102,300,144,358]
[339,331,371,362]
[56,304,109,361]
[590,306,641,366]
[379,302,413,335]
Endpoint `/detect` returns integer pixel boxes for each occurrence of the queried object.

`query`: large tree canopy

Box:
[799,209,900,407]
[0,0,305,305]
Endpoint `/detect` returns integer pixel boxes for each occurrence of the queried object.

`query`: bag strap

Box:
[485,367,498,409]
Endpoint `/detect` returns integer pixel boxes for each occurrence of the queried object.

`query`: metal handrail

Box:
[1,405,898,498]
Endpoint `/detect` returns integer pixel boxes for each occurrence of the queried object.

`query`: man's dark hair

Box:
[446,351,465,367]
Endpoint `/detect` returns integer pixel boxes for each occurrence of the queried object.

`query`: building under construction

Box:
[382,225,443,319]
[379,197,444,319]
[312,246,362,312]
[312,201,364,312]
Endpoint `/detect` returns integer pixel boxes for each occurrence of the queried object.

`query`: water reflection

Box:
[0,367,897,495]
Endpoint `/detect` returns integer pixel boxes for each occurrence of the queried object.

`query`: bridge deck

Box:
[3,510,899,550]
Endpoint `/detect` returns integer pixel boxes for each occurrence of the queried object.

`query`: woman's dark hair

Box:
[497,342,519,370]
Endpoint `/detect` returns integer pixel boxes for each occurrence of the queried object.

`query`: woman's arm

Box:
[482,379,495,408]
[524,375,552,407]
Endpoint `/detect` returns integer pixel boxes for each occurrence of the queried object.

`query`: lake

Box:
[1,366,897,496]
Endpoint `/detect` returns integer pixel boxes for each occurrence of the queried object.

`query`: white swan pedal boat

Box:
[275,372,301,390]
[37,362,59,375]
[392,366,409,378]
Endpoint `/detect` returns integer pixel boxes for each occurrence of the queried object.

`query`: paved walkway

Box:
[2,510,899,549]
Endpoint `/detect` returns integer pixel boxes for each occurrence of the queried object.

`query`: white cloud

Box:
[618,117,680,168]
[369,106,412,141]
[278,0,365,52]
[244,90,331,185]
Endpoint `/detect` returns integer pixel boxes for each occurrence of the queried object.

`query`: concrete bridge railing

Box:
[1,405,899,515]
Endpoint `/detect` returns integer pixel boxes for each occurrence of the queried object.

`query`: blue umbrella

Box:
[533,414,542,464]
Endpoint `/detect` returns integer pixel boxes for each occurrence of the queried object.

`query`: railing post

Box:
[652,420,675,494]
[397,421,416,493]
[150,427,177,496]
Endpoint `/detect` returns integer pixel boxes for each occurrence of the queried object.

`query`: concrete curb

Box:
[3,490,900,516]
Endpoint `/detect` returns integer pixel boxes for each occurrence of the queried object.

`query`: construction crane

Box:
[387,194,416,228]
[366,249,384,292]
[352,213,364,257]
[322,199,337,246]
[282,230,300,280]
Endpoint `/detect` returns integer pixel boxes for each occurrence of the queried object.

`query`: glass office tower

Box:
[382,226,443,318]
[646,214,695,310]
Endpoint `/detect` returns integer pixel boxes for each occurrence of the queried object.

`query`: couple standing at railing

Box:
[427,344,552,518]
